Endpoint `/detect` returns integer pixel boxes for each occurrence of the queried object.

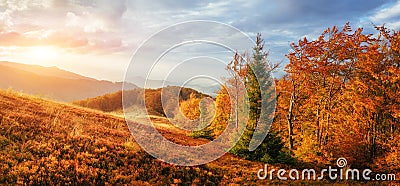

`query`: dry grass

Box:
[0,89,397,185]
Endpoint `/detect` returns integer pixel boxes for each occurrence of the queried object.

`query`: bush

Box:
[230,130,286,163]
[275,150,297,165]
[190,127,214,140]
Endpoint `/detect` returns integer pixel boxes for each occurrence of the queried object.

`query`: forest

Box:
[72,22,399,179]
[73,86,209,116]
[180,23,400,172]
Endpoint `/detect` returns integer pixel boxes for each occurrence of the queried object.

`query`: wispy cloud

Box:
[0,0,398,81]
[369,0,400,29]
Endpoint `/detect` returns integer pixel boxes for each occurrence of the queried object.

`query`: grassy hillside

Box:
[0,89,256,185]
[0,89,397,185]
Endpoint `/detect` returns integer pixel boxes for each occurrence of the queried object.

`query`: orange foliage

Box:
[274,23,400,168]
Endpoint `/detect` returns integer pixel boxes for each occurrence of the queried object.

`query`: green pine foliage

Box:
[229,33,285,163]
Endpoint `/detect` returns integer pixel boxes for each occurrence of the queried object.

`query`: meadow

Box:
[1,89,398,185]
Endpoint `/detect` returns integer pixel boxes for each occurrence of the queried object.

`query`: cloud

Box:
[114,0,390,65]
[0,0,134,54]
[0,0,398,67]
[370,1,400,22]
[369,0,400,29]
[66,11,109,33]
[0,0,52,11]
[0,31,88,48]
[93,0,127,21]
[0,11,13,31]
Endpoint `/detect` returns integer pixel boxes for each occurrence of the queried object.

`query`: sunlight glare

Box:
[28,46,59,60]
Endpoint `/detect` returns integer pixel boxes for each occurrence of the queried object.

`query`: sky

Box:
[0,0,399,83]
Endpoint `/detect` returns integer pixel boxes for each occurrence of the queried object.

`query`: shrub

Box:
[230,130,286,163]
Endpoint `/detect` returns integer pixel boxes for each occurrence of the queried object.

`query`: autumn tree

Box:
[276,23,400,167]
[342,26,400,165]
[226,51,248,129]
[274,76,299,154]
[210,86,231,137]
[180,93,201,120]
[279,23,375,163]
[178,92,217,140]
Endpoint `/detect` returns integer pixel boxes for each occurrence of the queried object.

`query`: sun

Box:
[28,46,59,60]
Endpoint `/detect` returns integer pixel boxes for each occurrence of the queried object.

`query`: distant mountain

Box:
[0,61,95,81]
[126,76,178,89]
[126,75,220,97]
[0,61,138,101]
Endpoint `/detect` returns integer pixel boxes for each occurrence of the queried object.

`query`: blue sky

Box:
[0,0,399,82]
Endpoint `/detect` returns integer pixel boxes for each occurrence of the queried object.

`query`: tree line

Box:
[182,23,399,169]
[73,86,209,116]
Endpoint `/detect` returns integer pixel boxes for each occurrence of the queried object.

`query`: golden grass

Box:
[0,89,397,185]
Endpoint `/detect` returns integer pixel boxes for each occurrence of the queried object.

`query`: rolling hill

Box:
[0,61,137,101]
[72,86,211,116]
[0,89,270,185]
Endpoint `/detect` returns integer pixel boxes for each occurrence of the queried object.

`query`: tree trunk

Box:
[287,89,295,153]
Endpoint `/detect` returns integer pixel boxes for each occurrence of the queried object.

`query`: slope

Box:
[0,89,272,185]
[0,62,138,101]
[0,61,95,81]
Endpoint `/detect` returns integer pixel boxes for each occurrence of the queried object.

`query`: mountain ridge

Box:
[0,61,138,101]
[0,61,96,81]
